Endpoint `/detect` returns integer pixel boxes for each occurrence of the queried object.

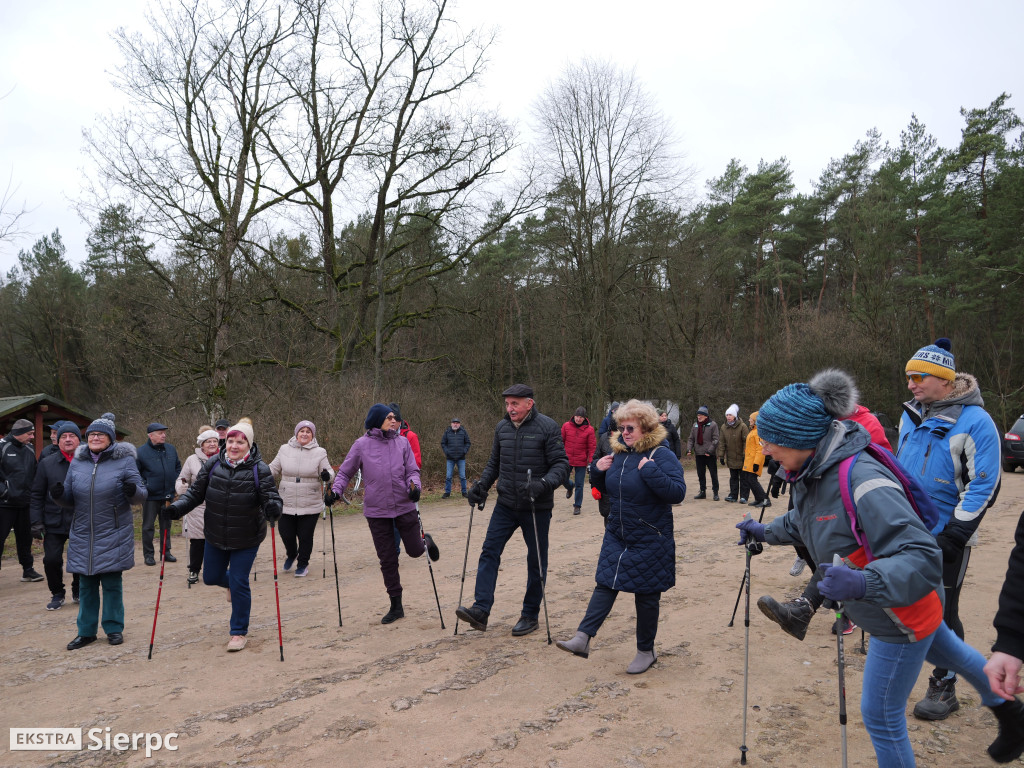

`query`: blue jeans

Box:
[473,502,550,619]
[445,459,467,494]
[570,466,586,507]
[203,542,260,636]
[861,621,1001,766]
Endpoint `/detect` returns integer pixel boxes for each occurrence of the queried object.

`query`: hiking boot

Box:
[21,568,44,582]
[556,631,591,658]
[67,635,97,651]
[455,605,488,631]
[832,616,857,636]
[107,632,123,646]
[461,491,468,498]
[283,556,295,572]
[511,616,539,636]
[989,697,1024,763]
[187,571,200,585]
[46,594,65,611]
[145,555,156,566]
[573,506,581,515]
[226,635,247,652]
[442,492,451,499]
[789,556,806,577]
[164,553,177,563]
[627,649,657,674]
[294,566,309,577]
[913,676,960,720]
[713,493,720,501]
[724,496,737,503]
[382,596,404,624]
[693,491,707,500]
[424,533,440,561]
[757,595,814,641]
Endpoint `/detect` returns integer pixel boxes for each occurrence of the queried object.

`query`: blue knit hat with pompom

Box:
[757,369,859,450]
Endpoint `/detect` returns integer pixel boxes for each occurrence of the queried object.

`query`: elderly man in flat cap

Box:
[456,384,569,636]
[1,419,43,582]
[136,422,182,566]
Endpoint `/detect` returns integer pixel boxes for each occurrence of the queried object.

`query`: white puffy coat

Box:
[269,437,334,516]
[176,448,212,540]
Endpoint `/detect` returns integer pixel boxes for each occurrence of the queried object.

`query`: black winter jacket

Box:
[30,450,75,534]
[0,436,37,509]
[166,443,282,550]
[661,418,682,458]
[136,440,182,501]
[478,408,569,513]
[441,426,471,460]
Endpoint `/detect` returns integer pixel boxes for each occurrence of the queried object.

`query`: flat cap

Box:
[147,422,169,433]
[501,384,534,398]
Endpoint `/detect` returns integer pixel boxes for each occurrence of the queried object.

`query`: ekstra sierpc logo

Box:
[10,728,178,757]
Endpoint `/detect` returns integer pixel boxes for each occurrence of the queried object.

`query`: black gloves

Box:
[408,484,421,502]
[122,482,137,499]
[49,482,64,500]
[31,522,44,541]
[264,505,282,523]
[522,478,548,501]
[935,531,963,563]
[164,502,184,520]
[719,456,725,466]
[752,464,759,474]
[320,468,331,482]
[466,482,488,507]
[324,490,339,507]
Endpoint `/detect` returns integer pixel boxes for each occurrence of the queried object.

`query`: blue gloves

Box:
[818,562,867,601]
[735,517,766,545]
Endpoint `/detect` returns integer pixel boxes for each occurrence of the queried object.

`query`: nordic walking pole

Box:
[739,512,763,764]
[147,527,169,660]
[329,493,344,627]
[526,469,552,644]
[269,520,284,661]
[729,503,768,627]
[827,554,849,768]
[454,495,482,636]
[322,508,327,579]
[415,495,445,629]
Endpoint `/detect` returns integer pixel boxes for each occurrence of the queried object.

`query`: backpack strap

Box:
[838,452,874,561]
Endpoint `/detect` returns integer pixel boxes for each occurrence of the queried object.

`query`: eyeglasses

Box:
[620,425,637,434]
[905,372,933,384]
[384,415,398,422]
[758,438,777,451]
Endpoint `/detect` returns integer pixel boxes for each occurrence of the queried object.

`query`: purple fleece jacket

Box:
[331,429,420,518]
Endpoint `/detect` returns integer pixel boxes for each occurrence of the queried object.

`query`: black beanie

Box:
[365,403,392,431]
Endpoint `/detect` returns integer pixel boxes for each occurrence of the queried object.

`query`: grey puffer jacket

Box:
[477,407,569,514]
[56,442,147,575]
[764,420,944,643]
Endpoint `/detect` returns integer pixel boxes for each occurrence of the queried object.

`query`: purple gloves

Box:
[818,562,867,601]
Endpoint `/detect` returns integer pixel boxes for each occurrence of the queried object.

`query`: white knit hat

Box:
[226,421,254,446]
[197,429,219,445]
[726,403,739,419]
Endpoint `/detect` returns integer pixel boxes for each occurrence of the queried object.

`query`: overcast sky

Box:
[1,0,1021,273]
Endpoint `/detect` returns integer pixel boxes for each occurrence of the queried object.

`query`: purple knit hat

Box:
[294,420,316,438]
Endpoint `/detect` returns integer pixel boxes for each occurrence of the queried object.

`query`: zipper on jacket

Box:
[88,461,99,575]
[638,518,663,536]
[920,443,931,476]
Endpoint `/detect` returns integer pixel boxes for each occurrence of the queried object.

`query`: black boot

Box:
[989,697,1024,763]
[757,595,814,641]
[382,595,404,624]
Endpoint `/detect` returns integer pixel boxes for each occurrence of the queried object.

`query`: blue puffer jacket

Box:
[56,442,147,575]
[591,425,686,593]
[897,373,1001,545]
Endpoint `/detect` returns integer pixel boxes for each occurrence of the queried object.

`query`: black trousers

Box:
[42,531,79,597]
[577,585,661,652]
[740,471,766,503]
[188,538,206,573]
[694,454,719,493]
[277,514,320,568]
[142,499,172,558]
[934,545,971,679]
[0,506,34,570]
[728,468,742,498]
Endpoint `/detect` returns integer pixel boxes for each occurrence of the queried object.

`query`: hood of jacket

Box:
[74,441,136,463]
[611,424,668,454]
[569,417,592,429]
[287,435,323,451]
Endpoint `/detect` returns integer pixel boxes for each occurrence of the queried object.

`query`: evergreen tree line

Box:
[0,0,1020,475]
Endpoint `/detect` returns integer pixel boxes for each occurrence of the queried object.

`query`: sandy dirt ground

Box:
[2,472,1023,768]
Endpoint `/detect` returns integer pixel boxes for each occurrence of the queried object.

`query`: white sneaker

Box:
[789,556,806,577]
[226,635,247,651]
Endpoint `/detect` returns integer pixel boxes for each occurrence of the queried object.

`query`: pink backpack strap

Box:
[838,453,874,561]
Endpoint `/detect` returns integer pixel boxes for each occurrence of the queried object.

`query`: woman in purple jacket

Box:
[325,404,439,624]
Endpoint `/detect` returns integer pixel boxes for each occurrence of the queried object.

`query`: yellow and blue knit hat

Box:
[905,338,955,381]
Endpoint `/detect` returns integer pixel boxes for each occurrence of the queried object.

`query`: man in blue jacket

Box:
[136,423,182,566]
[898,338,1002,721]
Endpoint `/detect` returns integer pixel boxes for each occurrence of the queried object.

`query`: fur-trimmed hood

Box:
[73,441,136,463]
[611,423,668,454]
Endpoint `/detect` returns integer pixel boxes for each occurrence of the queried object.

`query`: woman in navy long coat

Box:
[556,399,685,673]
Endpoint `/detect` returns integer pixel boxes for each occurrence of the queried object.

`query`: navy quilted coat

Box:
[57,442,147,575]
[591,425,686,593]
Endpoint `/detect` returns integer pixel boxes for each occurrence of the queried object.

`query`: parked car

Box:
[1004,414,1024,473]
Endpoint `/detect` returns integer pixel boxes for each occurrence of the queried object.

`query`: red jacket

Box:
[561,419,596,467]
[847,405,892,452]
[399,423,422,468]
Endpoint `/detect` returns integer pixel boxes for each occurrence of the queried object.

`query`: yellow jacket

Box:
[744,425,764,476]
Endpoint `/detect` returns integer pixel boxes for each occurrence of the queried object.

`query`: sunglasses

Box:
[620,425,637,434]
[905,373,933,384]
